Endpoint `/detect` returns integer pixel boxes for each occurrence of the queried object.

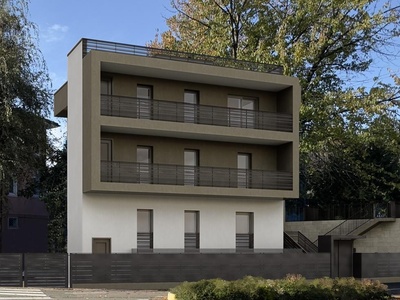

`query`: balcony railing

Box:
[101,95,293,132]
[101,161,293,191]
[82,38,283,74]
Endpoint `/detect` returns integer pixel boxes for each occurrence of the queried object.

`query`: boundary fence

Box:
[0,252,399,288]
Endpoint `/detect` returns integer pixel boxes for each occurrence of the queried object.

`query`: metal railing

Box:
[184,233,199,251]
[101,95,293,132]
[284,232,304,252]
[236,234,254,250]
[101,161,293,190]
[284,231,317,253]
[83,38,284,74]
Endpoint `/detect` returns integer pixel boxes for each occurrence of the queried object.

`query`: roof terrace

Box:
[81,38,284,75]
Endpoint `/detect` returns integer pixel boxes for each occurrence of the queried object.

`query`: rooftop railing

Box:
[101,95,293,132]
[101,161,293,191]
[82,38,284,75]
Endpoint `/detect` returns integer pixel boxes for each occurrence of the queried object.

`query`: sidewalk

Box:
[41,288,167,299]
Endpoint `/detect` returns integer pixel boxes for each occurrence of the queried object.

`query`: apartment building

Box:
[54,39,300,254]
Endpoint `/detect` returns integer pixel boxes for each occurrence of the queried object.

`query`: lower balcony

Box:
[101,161,293,191]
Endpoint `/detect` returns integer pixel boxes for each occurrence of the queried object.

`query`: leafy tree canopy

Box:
[0,0,52,186]
[0,0,53,249]
[151,0,400,205]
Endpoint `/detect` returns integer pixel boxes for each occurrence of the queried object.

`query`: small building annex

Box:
[54,38,300,254]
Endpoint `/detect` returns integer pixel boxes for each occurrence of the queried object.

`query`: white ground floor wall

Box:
[68,193,285,253]
[285,218,400,253]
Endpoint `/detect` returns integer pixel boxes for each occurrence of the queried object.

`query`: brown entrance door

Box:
[92,238,111,253]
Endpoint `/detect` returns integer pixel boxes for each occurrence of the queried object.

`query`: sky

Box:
[29,0,173,143]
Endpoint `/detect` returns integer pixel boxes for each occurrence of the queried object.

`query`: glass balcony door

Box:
[228,96,256,128]
[137,85,152,119]
[184,149,199,186]
[137,146,153,184]
[184,90,198,123]
[237,153,251,188]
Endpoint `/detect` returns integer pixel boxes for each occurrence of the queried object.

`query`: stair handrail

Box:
[312,205,374,244]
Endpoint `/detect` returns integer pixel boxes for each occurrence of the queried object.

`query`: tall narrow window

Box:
[184,90,199,123]
[137,85,153,119]
[137,146,153,184]
[228,96,256,128]
[101,78,112,115]
[184,149,199,186]
[101,139,112,182]
[237,153,251,188]
[236,212,254,251]
[185,211,199,251]
[137,209,153,252]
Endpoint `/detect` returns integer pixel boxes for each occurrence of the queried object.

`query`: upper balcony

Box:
[101,95,293,133]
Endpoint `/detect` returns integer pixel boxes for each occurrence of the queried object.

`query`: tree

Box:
[151,0,400,206]
[0,0,52,249]
[41,144,67,252]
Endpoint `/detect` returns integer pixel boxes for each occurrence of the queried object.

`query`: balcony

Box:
[101,95,293,132]
[83,38,283,75]
[101,161,292,191]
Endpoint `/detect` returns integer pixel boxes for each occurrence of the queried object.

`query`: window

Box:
[236,212,254,251]
[101,139,112,182]
[137,85,153,119]
[8,179,18,196]
[184,149,199,186]
[8,217,18,229]
[137,209,153,251]
[101,78,113,115]
[137,146,153,184]
[237,153,251,188]
[101,78,112,95]
[228,96,257,128]
[184,90,199,123]
[185,211,199,251]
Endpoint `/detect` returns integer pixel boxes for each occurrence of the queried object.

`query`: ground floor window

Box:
[184,211,199,251]
[137,209,153,251]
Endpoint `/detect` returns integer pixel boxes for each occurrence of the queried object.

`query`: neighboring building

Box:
[1,181,49,253]
[54,38,300,254]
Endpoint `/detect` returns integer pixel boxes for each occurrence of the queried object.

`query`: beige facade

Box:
[55,39,300,253]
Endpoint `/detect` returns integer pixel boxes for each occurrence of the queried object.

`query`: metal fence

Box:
[70,253,330,285]
[2,252,400,288]
[0,253,67,287]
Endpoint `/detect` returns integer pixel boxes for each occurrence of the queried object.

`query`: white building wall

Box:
[79,193,284,253]
[67,42,84,253]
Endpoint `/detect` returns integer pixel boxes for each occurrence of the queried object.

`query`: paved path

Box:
[0,288,167,300]
[0,288,51,299]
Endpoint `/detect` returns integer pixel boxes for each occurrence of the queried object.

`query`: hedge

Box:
[171,275,391,300]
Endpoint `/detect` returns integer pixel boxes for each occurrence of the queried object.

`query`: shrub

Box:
[171,275,391,300]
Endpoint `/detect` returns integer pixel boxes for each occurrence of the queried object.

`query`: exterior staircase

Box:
[284,231,318,253]
[285,202,397,252]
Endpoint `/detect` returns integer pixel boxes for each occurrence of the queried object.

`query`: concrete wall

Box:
[285,219,400,253]
[353,220,400,253]
[67,41,84,253]
[81,193,284,253]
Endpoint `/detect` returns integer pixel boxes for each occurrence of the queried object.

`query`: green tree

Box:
[151,0,400,206]
[0,0,52,249]
[41,144,67,252]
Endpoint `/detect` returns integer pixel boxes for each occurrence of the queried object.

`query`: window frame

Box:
[8,217,18,230]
